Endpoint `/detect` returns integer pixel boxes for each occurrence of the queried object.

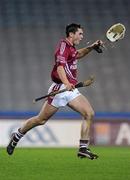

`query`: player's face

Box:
[73,28,83,45]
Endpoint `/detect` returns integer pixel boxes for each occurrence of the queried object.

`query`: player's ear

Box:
[69,32,74,38]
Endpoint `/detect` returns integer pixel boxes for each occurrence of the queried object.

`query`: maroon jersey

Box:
[51,39,78,85]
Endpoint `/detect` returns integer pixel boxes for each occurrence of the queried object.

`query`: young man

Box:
[7,23,103,160]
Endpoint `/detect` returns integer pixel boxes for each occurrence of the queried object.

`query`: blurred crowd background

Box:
[0,0,129,113]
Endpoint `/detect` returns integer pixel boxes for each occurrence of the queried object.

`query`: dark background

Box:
[0,0,129,112]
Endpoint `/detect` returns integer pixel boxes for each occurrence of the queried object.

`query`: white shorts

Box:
[47,83,81,108]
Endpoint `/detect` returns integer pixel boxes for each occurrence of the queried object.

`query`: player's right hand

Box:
[65,82,75,91]
[91,40,104,48]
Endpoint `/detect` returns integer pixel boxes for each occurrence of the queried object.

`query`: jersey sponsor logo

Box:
[70,64,77,70]
[70,60,77,70]
[73,59,77,64]
[64,63,77,80]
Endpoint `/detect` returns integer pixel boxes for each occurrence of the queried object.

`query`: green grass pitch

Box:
[0,147,130,180]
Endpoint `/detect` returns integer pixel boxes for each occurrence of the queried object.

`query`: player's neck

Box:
[66,37,74,46]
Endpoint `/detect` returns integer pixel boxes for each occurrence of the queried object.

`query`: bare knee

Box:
[83,110,95,120]
[35,115,48,125]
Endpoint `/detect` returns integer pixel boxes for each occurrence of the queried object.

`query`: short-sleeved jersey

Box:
[51,39,78,85]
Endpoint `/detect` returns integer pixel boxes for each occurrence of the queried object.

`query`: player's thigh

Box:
[38,101,58,120]
[68,94,94,116]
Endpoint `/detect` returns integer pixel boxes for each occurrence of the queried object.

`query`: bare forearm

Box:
[77,40,103,59]
[57,66,69,85]
[77,46,93,59]
[57,66,75,90]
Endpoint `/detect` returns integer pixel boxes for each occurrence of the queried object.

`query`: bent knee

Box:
[83,110,95,120]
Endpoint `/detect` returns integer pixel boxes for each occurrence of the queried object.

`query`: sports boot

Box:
[77,147,98,160]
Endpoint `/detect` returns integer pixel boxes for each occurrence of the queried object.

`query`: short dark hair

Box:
[66,23,81,37]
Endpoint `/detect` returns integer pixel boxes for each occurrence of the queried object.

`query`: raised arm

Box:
[76,40,103,59]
